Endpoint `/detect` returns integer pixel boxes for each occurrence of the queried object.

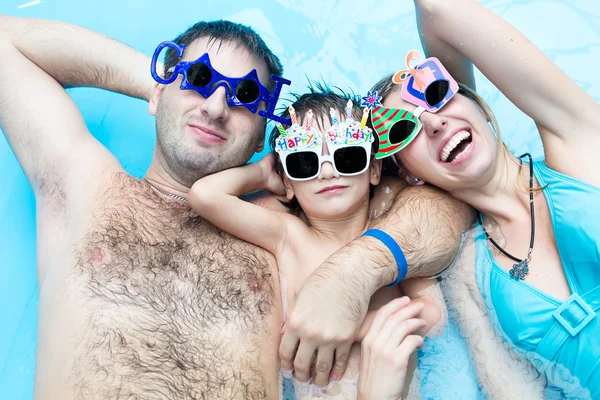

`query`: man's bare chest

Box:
[67,177,280,398]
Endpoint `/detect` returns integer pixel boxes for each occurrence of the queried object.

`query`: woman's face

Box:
[383,87,500,192]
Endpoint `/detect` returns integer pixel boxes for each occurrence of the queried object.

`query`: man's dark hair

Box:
[163,20,283,88]
[269,81,379,215]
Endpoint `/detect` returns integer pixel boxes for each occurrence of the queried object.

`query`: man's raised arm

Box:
[0,14,154,200]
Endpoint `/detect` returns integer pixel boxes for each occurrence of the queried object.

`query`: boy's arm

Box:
[189,154,289,254]
[244,190,290,213]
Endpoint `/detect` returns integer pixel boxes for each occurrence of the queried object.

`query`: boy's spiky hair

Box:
[268,80,364,152]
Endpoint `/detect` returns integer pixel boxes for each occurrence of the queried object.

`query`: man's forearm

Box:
[317,184,474,298]
[312,235,397,308]
[371,184,474,279]
[0,14,154,101]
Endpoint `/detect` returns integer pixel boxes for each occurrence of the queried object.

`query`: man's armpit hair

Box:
[34,155,68,210]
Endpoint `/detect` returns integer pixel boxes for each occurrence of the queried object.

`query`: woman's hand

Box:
[357,297,425,400]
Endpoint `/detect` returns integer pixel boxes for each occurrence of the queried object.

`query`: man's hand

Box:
[279,268,365,386]
[279,242,394,387]
[358,298,425,400]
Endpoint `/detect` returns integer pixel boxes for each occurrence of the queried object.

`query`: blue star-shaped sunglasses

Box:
[150,41,292,125]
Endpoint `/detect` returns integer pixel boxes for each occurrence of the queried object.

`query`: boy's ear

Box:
[370,158,382,186]
[283,175,295,200]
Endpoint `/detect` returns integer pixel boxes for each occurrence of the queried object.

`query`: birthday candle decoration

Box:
[305,109,313,131]
[345,100,353,120]
[359,107,369,129]
[289,106,297,125]
[277,123,287,137]
[330,107,340,129]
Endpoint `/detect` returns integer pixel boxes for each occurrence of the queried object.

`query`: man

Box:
[0,13,471,399]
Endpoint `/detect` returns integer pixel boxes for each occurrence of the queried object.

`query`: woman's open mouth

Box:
[440,129,473,163]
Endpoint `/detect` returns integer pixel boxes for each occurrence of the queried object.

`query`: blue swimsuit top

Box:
[475,160,600,399]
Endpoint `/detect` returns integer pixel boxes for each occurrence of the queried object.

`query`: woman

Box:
[368,0,600,398]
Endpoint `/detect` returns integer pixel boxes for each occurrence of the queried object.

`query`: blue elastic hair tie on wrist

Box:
[362,229,408,286]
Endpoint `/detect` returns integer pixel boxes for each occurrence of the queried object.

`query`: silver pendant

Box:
[509,260,529,280]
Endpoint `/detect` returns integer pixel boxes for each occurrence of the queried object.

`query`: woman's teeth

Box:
[440,130,472,162]
[451,143,473,162]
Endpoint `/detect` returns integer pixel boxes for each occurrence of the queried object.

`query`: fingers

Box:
[364,296,410,340]
[375,301,425,345]
[272,178,286,196]
[358,314,424,400]
[267,152,280,172]
[395,334,424,366]
[293,340,317,383]
[311,345,335,387]
[279,331,299,372]
[264,153,286,195]
[388,318,426,349]
[279,293,298,370]
[261,152,276,165]
[361,299,426,373]
[329,342,352,382]
[285,294,295,324]
[358,337,370,383]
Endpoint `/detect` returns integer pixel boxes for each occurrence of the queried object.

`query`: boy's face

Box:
[284,117,382,220]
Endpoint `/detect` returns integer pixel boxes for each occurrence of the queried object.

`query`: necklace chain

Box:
[143,178,189,203]
[478,153,535,280]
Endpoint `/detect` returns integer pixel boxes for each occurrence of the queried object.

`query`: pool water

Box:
[1,0,599,398]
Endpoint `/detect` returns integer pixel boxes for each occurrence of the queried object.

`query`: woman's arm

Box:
[189,153,289,255]
[414,0,600,142]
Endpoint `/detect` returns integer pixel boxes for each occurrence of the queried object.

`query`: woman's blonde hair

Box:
[370,74,538,192]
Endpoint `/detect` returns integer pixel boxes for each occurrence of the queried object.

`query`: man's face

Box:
[149,37,270,186]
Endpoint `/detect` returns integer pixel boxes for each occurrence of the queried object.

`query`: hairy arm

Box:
[356,279,444,341]
[0,14,154,201]
[280,180,474,386]
[1,14,153,99]
[327,182,473,286]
